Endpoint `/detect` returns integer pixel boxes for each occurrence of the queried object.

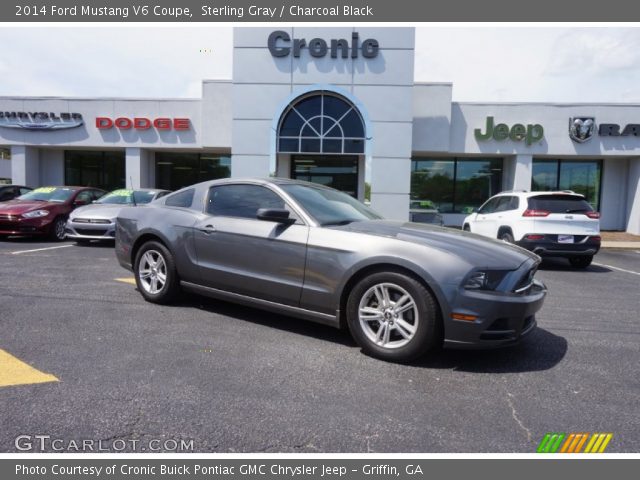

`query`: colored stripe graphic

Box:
[538,433,613,453]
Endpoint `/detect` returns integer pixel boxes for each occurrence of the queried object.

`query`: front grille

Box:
[75,228,109,236]
[0,214,14,221]
[73,218,111,224]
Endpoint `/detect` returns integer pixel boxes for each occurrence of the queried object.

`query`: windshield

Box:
[96,189,158,205]
[18,187,75,203]
[281,184,383,225]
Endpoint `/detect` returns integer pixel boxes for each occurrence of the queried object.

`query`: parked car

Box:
[116,178,546,362]
[463,190,601,268]
[66,188,170,244]
[409,199,444,226]
[0,185,32,202]
[0,186,105,240]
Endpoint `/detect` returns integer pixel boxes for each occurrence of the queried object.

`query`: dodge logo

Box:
[569,117,596,143]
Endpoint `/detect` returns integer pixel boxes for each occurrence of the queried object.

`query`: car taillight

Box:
[525,234,545,240]
[590,236,601,242]
[523,209,550,217]
[586,211,600,219]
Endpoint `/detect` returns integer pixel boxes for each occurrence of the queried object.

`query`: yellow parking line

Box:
[115,277,136,285]
[0,349,58,388]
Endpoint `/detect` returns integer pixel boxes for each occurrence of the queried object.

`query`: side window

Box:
[478,197,499,214]
[509,196,520,211]
[0,189,13,201]
[20,188,31,195]
[207,184,285,219]
[91,190,105,201]
[494,196,512,213]
[155,191,170,200]
[165,188,195,208]
[75,191,93,204]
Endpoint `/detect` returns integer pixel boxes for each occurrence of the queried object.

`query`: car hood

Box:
[335,220,540,269]
[70,204,123,220]
[0,200,60,214]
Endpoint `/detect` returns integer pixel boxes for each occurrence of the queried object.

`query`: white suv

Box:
[463,191,601,268]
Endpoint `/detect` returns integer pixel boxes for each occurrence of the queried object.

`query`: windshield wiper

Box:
[322,220,357,226]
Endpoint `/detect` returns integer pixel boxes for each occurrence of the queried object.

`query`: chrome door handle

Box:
[198,225,216,234]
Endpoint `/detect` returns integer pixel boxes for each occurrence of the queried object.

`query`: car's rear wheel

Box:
[569,256,593,269]
[49,217,67,241]
[499,230,514,243]
[134,241,180,304]
[346,271,440,362]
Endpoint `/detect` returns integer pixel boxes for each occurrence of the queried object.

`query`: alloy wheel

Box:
[358,282,419,349]
[138,249,167,295]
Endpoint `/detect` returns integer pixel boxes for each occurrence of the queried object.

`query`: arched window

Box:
[277,92,366,154]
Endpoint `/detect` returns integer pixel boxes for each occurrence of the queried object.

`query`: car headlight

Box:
[463,269,510,291]
[22,209,50,219]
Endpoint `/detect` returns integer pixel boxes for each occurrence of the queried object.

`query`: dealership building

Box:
[1,27,639,234]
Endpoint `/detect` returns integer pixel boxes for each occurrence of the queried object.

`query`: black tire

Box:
[569,256,593,269]
[499,230,514,243]
[463,224,471,232]
[346,271,441,362]
[133,241,180,304]
[49,217,67,241]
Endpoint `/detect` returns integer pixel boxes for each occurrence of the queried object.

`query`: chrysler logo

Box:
[0,112,84,131]
[569,117,596,143]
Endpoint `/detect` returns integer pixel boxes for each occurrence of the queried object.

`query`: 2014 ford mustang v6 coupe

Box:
[115,178,546,361]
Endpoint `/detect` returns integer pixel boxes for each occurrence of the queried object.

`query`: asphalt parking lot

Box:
[0,238,638,453]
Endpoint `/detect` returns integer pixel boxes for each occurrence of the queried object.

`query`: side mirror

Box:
[256,208,295,224]
[74,199,89,207]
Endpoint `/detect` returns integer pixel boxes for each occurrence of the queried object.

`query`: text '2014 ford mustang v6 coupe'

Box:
[116,178,546,362]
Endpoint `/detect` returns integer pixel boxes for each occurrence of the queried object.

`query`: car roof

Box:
[495,190,585,198]
[0,184,30,188]
[186,177,336,191]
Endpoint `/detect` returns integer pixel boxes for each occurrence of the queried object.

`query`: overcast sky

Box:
[1,26,640,103]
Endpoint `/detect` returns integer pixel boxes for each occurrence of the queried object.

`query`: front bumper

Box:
[516,234,600,257]
[65,219,116,240]
[444,267,547,349]
[0,215,52,235]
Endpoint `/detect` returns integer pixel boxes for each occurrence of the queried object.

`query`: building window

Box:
[532,159,602,210]
[155,153,230,191]
[410,157,503,214]
[277,92,366,155]
[0,148,10,160]
[65,150,125,191]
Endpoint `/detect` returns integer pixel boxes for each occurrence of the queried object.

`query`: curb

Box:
[601,242,640,249]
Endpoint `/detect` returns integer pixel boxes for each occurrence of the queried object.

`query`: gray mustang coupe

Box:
[116,178,546,361]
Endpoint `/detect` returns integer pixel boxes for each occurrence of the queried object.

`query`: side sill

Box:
[180,281,340,328]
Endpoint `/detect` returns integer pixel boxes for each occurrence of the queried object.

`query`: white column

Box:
[626,157,640,234]
[512,154,533,192]
[125,148,151,189]
[10,146,40,187]
[370,157,411,221]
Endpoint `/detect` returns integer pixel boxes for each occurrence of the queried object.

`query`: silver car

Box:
[66,188,170,244]
[116,178,546,362]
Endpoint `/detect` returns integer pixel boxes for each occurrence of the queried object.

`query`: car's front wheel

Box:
[134,241,180,304]
[569,256,593,269]
[346,271,441,362]
[49,217,67,241]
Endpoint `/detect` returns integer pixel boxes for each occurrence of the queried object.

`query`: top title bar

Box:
[4,0,640,22]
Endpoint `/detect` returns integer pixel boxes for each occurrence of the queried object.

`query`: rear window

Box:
[165,189,195,208]
[528,195,594,213]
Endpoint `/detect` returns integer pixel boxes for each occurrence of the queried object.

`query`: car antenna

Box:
[129,176,137,207]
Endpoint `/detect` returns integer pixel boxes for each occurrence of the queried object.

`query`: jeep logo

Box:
[475,116,544,146]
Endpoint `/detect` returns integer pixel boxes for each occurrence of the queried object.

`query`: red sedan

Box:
[0,186,106,241]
